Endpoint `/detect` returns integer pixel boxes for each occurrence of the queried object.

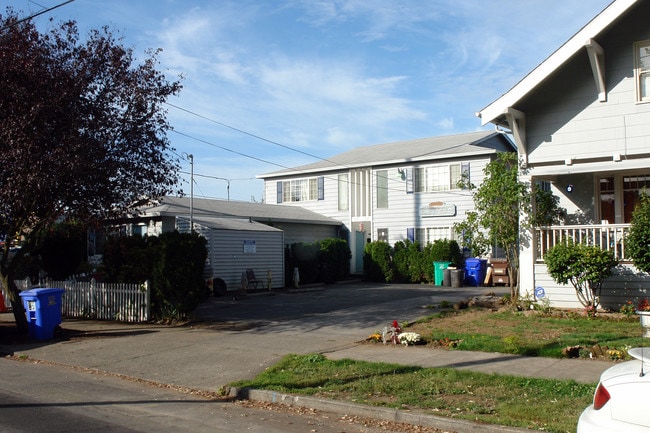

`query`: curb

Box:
[229,387,531,433]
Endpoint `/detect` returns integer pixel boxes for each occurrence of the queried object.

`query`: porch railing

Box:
[535,223,630,262]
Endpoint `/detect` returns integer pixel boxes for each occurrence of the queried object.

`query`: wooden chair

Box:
[245,269,265,289]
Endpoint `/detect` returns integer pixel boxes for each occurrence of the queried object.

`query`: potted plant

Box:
[636,299,650,337]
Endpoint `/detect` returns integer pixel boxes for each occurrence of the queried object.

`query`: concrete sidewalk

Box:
[0,284,612,432]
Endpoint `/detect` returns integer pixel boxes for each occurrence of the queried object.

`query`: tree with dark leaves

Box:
[0,10,183,336]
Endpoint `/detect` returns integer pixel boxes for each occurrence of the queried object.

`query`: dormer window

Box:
[635,41,650,102]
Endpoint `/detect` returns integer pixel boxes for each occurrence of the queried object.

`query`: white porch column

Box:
[519,172,536,298]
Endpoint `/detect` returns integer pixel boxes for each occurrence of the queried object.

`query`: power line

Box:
[1,0,75,30]
[166,102,341,166]
[171,129,292,170]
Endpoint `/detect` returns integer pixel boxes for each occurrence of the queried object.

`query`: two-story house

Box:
[259,131,515,274]
[477,0,650,309]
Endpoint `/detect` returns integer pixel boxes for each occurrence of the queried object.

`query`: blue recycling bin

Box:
[465,258,488,287]
[19,288,65,340]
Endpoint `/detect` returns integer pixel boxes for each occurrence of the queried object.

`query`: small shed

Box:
[177,216,284,291]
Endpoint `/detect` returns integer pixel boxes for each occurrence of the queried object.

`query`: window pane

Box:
[639,44,650,69]
[450,164,461,189]
[300,179,309,201]
[641,72,650,100]
[427,227,451,242]
[636,42,650,101]
[283,181,290,202]
[376,170,388,208]
[338,174,349,210]
[292,180,301,202]
[429,166,449,192]
[414,168,424,192]
[309,178,318,200]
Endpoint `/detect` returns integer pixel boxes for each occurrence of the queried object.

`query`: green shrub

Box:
[627,193,650,274]
[422,239,463,282]
[102,234,151,283]
[392,241,410,283]
[286,238,351,285]
[149,231,209,321]
[544,241,617,308]
[319,238,351,283]
[363,241,393,282]
[102,231,209,321]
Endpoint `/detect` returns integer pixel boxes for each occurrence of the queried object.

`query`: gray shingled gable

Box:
[141,196,341,226]
[260,130,514,178]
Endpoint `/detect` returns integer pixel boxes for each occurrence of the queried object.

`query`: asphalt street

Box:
[0,282,610,433]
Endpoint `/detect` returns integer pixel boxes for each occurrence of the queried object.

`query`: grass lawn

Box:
[231,307,647,433]
[407,307,643,359]
[232,353,594,433]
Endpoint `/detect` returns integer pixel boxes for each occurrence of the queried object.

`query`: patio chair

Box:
[245,269,265,289]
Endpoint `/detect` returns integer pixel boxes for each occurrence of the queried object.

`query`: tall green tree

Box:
[456,152,530,302]
[0,11,182,335]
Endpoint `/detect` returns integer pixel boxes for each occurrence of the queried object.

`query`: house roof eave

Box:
[476,0,638,126]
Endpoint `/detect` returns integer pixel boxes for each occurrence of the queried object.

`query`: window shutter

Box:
[407,227,414,242]
[461,163,470,189]
[406,168,414,194]
[317,176,325,200]
[276,181,283,203]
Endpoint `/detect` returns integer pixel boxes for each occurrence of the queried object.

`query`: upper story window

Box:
[376,170,388,208]
[338,174,349,211]
[635,41,650,102]
[414,163,466,193]
[277,177,324,203]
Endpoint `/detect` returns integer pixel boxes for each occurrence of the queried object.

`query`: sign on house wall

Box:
[243,240,256,253]
[419,202,457,218]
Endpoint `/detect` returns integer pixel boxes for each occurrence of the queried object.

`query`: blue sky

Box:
[5,0,612,201]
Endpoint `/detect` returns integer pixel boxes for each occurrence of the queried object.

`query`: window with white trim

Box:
[635,41,650,102]
[415,227,454,245]
[414,163,464,192]
[279,177,322,203]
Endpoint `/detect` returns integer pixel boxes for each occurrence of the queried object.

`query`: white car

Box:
[577,348,650,432]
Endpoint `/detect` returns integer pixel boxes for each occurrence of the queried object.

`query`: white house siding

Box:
[264,157,492,248]
[372,160,487,246]
[532,263,650,311]
[263,172,352,226]
[524,14,650,165]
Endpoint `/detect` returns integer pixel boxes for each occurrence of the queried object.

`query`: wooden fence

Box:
[13,279,150,323]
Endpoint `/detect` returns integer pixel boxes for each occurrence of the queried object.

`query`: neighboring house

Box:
[259,131,516,274]
[94,196,343,290]
[477,0,650,309]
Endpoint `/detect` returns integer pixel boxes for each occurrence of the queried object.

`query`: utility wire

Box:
[1,0,75,30]
[166,102,342,167]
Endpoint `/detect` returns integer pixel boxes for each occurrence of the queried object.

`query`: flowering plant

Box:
[382,320,402,345]
[620,300,636,317]
[398,332,422,346]
[638,298,650,312]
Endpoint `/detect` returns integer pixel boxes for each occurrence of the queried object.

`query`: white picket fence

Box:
[13,279,150,323]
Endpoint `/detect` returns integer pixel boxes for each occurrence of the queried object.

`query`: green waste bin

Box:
[433,261,452,286]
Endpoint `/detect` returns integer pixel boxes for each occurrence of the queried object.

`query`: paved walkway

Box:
[0,283,613,432]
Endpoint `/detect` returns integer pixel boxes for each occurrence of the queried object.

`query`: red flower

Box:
[639,299,650,311]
